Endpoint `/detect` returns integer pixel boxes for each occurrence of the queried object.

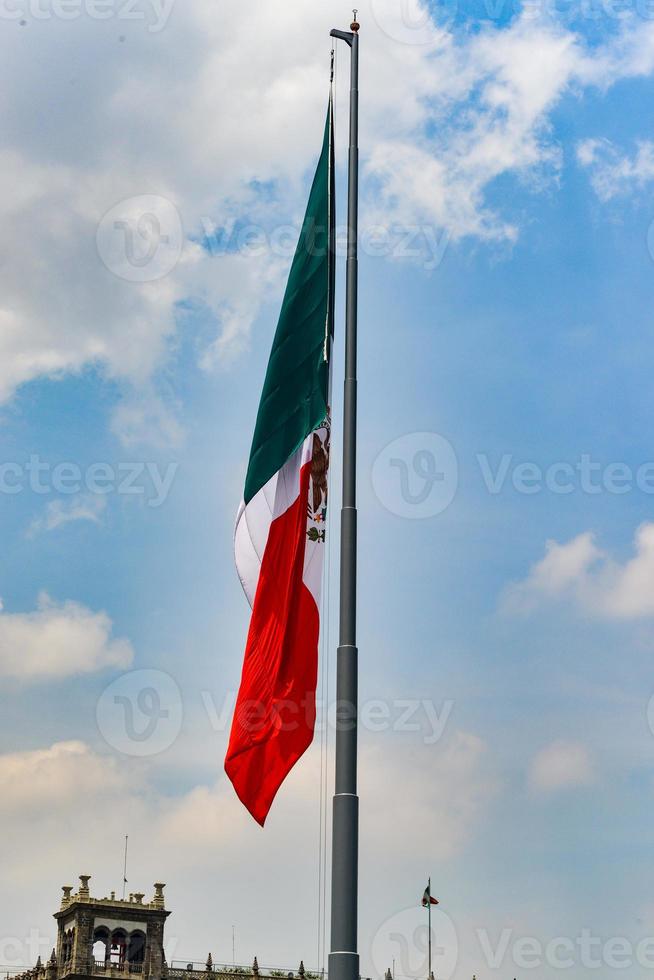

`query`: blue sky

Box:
[3,1,654,979]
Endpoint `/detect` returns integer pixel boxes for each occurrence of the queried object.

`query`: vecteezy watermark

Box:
[477,452,654,496]
[370,0,456,43]
[372,434,654,519]
[370,906,458,980]
[372,433,459,519]
[98,670,454,758]
[200,219,450,274]
[0,0,175,31]
[201,691,454,745]
[0,456,178,507]
[369,0,654,42]
[475,927,654,970]
[97,195,184,282]
[96,669,183,757]
[512,0,654,20]
[0,932,55,967]
[97,197,450,281]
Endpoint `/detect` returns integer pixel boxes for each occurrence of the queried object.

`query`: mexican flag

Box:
[225,102,335,826]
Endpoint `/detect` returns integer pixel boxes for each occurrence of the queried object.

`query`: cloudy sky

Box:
[3,0,654,978]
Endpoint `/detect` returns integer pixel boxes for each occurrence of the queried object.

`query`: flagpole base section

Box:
[330,792,358,980]
[328,952,360,980]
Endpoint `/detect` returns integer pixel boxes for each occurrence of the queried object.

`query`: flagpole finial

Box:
[351,9,360,31]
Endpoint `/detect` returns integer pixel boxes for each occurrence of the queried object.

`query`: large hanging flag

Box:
[225,101,335,826]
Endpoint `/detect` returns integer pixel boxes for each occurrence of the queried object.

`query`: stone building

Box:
[11,877,318,980]
[14,876,170,980]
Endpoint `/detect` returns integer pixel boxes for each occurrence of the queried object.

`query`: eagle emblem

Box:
[307,421,330,543]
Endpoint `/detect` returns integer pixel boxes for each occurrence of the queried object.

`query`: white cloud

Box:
[504,523,654,620]
[360,731,498,860]
[600,523,654,618]
[27,494,107,537]
[0,730,497,969]
[577,138,654,200]
[0,741,127,815]
[109,386,186,450]
[0,4,332,427]
[157,732,497,863]
[528,740,595,793]
[364,15,654,243]
[366,15,579,242]
[0,593,133,681]
[0,151,181,406]
[503,530,603,613]
[2,6,654,438]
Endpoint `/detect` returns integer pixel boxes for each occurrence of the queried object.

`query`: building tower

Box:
[53,875,170,980]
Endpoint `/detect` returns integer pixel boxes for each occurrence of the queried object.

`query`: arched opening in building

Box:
[93,928,110,967]
[109,930,128,967]
[63,930,75,965]
[127,932,146,971]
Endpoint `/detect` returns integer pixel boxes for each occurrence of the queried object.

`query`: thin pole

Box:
[428,878,432,980]
[329,15,360,980]
[122,836,129,900]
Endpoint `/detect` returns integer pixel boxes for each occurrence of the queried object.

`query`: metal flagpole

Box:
[329,12,360,980]
[428,878,432,980]
[122,836,128,900]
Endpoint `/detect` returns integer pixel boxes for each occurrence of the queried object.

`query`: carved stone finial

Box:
[36,957,42,971]
[78,875,91,898]
[206,954,213,972]
[61,886,73,908]
[385,970,393,980]
[46,952,56,980]
[298,963,305,978]
[253,957,259,977]
[152,883,166,909]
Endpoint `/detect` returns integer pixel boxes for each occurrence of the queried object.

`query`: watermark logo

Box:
[0,0,176,32]
[97,195,183,283]
[370,906,458,980]
[0,456,178,508]
[201,691,454,745]
[371,435,654,520]
[370,0,455,43]
[0,931,54,967]
[372,432,458,519]
[476,927,654,970]
[477,452,654,497]
[369,0,654,36]
[96,669,183,757]
[200,219,449,273]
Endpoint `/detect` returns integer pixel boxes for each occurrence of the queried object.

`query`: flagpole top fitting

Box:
[351,9,360,31]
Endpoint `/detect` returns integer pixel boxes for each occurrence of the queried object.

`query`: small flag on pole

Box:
[422,884,439,907]
[225,98,335,827]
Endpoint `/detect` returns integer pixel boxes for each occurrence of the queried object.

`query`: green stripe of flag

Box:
[243,105,333,506]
